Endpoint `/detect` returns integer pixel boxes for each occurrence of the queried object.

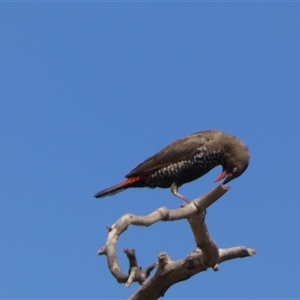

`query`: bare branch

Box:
[129,246,255,300]
[187,210,219,269]
[98,184,256,299]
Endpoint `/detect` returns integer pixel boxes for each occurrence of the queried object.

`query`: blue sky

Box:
[1,3,300,299]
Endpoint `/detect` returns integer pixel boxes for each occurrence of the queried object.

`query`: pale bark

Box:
[98,184,256,300]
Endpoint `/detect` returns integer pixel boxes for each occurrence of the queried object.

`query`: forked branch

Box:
[98,185,256,300]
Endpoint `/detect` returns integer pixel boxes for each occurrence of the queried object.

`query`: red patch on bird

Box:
[120,176,141,186]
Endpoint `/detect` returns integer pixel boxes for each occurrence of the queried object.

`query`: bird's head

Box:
[214,135,250,184]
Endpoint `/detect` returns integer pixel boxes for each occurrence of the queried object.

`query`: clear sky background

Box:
[1,2,300,299]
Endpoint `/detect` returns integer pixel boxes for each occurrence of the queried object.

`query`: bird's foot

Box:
[181,197,191,204]
[171,182,191,203]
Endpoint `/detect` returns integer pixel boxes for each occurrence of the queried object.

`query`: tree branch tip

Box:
[106,226,113,232]
[158,252,171,267]
[158,252,170,260]
[97,248,106,255]
[125,279,133,287]
[213,264,219,271]
[158,206,168,211]
[146,262,157,272]
[124,248,135,255]
[125,277,134,287]
[126,267,138,287]
[220,184,231,191]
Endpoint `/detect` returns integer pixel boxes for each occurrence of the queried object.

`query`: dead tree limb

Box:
[98,184,256,300]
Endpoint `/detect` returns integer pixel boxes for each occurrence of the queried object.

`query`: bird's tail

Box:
[94,176,141,198]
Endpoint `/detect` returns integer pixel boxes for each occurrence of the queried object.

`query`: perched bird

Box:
[95,130,250,202]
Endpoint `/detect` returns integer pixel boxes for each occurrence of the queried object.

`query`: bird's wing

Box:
[125,133,207,177]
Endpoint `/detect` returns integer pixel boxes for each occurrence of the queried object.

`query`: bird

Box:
[94,130,250,202]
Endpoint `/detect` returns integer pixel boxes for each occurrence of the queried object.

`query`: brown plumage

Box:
[94,130,250,202]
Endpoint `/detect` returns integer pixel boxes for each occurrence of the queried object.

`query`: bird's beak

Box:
[214,170,233,184]
[214,170,227,182]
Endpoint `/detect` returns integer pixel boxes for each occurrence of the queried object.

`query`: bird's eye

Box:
[232,167,238,173]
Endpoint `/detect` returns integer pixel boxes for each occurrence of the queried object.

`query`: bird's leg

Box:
[171,182,190,203]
